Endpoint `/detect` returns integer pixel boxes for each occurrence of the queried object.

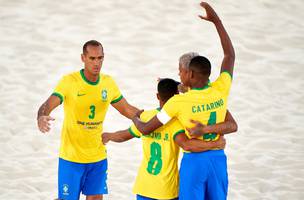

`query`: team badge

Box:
[102,89,107,101]
[62,184,69,195]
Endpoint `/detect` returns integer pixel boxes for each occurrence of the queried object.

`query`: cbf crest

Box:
[62,184,69,196]
[101,89,108,101]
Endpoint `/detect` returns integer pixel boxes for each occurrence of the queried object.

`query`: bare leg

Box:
[86,194,103,200]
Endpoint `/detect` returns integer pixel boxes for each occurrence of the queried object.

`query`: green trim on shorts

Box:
[156,107,161,111]
[221,70,233,80]
[80,69,100,85]
[173,129,185,140]
[52,92,63,104]
[128,127,140,138]
[111,95,123,104]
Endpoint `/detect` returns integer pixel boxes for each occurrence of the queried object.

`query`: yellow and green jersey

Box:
[129,108,184,199]
[53,69,122,163]
[160,72,232,143]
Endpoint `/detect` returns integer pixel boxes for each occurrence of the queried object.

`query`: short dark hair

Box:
[158,78,179,102]
[189,56,211,76]
[83,40,103,54]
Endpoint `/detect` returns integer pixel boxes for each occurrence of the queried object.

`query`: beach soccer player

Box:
[37,40,140,200]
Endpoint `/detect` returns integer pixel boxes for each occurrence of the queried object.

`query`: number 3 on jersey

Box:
[88,105,95,119]
[147,142,162,175]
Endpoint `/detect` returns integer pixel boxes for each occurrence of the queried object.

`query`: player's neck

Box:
[83,69,99,82]
[190,79,208,89]
[159,101,164,109]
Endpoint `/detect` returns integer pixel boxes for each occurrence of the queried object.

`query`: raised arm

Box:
[199,2,235,76]
[175,133,226,152]
[102,129,134,144]
[187,110,238,137]
[37,95,61,133]
[111,97,140,119]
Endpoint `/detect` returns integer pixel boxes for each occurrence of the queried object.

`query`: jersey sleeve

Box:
[211,71,232,96]
[128,124,141,138]
[52,76,69,104]
[109,77,123,104]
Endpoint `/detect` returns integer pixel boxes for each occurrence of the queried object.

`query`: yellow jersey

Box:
[53,69,122,163]
[129,108,184,199]
[160,72,232,142]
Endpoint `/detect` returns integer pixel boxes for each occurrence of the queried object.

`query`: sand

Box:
[0,0,303,199]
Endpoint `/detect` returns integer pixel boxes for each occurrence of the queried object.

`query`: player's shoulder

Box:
[220,71,233,79]
[99,73,117,88]
[60,70,81,83]
[169,93,187,103]
[210,71,232,85]
[140,108,159,121]
[100,73,113,80]
[168,93,181,100]
[209,71,232,94]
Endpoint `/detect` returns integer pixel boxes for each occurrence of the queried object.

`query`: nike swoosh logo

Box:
[77,93,86,96]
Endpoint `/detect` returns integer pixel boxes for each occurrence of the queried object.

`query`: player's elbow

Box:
[140,128,151,135]
[179,141,192,152]
[134,124,148,135]
[231,121,238,133]
[182,145,192,152]
[139,124,155,135]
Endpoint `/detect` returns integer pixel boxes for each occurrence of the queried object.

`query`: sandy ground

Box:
[0,0,303,199]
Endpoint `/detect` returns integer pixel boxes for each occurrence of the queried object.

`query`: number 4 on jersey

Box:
[203,111,217,141]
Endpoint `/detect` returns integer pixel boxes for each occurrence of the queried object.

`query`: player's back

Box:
[130,108,184,199]
[162,72,232,141]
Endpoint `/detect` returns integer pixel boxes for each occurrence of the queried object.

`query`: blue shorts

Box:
[179,150,228,200]
[137,194,178,200]
[58,158,108,200]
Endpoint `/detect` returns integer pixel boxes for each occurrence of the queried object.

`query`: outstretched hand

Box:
[37,116,55,133]
[198,1,220,23]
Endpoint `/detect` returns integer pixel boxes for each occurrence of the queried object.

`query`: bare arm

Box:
[175,133,226,152]
[37,95,61,133]
[199,2,235,76]
[132,115,163,135]
[111,97,140,119]
[187,110,238,137]
[204,110,237,134]
[102,129,134,144]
